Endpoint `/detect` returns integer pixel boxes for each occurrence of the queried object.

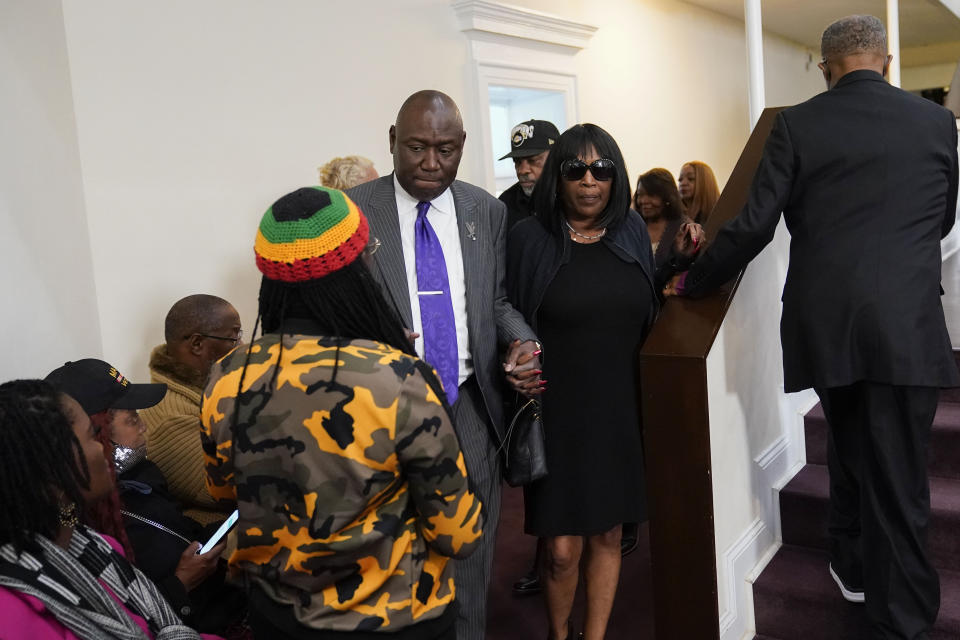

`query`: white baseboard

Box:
[718,517,770,639]
[718,419,808,640]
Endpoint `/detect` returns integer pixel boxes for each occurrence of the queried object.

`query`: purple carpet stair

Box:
[753,351,960,639]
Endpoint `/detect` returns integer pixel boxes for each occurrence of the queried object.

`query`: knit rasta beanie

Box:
[254,186,370,283]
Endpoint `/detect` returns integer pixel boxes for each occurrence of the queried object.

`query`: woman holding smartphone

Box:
[0,379,222,639]
[45,359,247,637]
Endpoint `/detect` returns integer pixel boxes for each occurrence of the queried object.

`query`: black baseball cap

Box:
[45,359,167,416]
[499,119,560,160]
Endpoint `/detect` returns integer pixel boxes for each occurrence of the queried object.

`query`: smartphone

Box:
[197,509,239,555]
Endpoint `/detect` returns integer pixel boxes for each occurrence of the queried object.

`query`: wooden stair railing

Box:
[639,107,785,639]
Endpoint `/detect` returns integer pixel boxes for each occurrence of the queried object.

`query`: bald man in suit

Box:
[348,90,541,640]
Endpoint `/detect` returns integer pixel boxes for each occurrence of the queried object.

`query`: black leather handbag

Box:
[499,398,548,487]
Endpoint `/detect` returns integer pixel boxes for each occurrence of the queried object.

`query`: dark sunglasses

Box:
[560,158,616,182]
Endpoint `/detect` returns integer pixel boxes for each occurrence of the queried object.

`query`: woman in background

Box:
[0,379,214,639]
[318,155,378,190]
[46,359,243,637]
[634,168,690,268]
[678,160,720,225]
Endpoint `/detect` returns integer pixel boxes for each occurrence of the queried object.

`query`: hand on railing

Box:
[674,222,706,258]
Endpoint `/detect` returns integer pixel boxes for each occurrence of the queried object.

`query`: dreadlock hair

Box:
[0,379,91,552]
[231,257,416,441]
[84,410,136,561]
[259,258,415,356]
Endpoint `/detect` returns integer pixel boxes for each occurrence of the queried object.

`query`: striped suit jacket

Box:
[347,174,537,440]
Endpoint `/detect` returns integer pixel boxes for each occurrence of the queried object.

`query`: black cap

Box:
[45,359,167,416]
[499,119,560,160]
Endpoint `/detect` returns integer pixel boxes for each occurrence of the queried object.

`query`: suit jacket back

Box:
[687,70,959,391]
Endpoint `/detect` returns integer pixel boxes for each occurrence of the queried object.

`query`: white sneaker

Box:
[829,563,865,603]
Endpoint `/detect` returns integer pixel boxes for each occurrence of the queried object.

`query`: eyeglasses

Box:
[560,158,616,182]
[198,329,243,346]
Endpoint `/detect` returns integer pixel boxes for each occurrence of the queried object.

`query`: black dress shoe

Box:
[621,522,639,557]
[513,571,542,595]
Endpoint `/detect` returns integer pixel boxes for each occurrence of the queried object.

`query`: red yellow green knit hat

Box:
[254,186,370,283]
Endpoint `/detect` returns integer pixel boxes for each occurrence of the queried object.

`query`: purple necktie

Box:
[415,201,459,405]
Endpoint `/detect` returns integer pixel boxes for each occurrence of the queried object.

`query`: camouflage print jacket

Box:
[201,331,484,632]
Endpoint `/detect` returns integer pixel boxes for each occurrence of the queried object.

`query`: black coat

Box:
[506,210,660,335]
[684,70,959,392]
[499,182,535,232]
[119,460,243,632]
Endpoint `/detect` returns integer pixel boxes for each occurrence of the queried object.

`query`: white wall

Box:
[902,61,957,91]
[59,0,476,378]
[0,0,102,380]
[551,0,823,185]
[55,0,825,381]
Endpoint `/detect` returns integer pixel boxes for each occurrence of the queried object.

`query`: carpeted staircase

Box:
[752,351,960,640]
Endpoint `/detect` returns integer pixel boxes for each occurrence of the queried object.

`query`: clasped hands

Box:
[405,330,543,398]
[503,339,543,398]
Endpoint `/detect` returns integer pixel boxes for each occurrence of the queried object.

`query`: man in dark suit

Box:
[667,15,959,639]
[347,90,541,640]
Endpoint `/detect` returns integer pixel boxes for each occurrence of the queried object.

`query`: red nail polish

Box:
[532,349,542,357]
[533,369,543,375]
[538,380,548,386]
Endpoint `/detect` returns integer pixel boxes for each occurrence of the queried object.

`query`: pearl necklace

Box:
[565,220,607,241]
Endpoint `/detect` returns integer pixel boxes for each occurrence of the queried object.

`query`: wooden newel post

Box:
[639,108,784,639]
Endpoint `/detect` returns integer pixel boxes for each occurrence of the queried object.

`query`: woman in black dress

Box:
[507,124,701,640]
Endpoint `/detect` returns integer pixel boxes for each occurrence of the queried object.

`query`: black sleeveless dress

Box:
[524,240,651,536]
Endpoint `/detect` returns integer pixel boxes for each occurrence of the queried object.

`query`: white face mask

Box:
[112,442,146,475]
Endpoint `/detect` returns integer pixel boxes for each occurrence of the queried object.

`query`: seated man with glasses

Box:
[141,294,242,525]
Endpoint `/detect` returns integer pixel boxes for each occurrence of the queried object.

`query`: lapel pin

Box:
[466,221,477,241]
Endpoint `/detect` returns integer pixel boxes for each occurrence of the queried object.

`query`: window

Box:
[453,0,595,194]
[489,86,567,195]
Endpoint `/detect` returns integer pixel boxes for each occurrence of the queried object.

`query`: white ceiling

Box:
[682,0,960,53]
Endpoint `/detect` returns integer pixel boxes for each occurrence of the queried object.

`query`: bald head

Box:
[395,90,463,130]
[390,90,466,202]
[818,15,891,89]
[164,294,241,377]
[165,294,235,343]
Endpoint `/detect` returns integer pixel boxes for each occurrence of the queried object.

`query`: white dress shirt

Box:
[394,175,473,387]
